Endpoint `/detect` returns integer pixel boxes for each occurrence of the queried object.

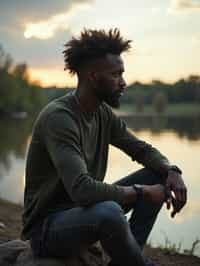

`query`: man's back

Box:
[21,89,115,240]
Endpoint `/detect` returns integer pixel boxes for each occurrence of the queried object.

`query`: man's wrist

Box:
[132,184,153,202]
[141,185,151,200]
[159,163,182,180]
[132,184,144,202]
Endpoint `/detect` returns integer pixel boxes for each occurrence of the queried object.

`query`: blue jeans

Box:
[30,168,164,266]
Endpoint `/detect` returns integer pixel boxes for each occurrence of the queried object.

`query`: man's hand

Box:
[165,170,187,218]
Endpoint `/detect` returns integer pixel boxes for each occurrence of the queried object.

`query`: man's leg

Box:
[30,200,146,266]
[112,167,164,250]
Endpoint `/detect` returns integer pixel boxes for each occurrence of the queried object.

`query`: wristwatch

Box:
[132,184,144,202]
[168,165,182,175]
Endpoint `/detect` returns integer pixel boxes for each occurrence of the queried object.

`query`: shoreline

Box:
[0,198,200,265]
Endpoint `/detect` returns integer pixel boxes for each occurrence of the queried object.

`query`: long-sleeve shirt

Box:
[21,88,170,240]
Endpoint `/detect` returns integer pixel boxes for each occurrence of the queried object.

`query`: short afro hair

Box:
[63,28,131,75]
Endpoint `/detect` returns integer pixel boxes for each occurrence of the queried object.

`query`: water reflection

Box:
[0,115,200,255]
[122,115,200,141]
[0,116,34,203]
[0,152,24,204]
[105,130,200,256]
[172,200,200,224]
[0,116,35,174]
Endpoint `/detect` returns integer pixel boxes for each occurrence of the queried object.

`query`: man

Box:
[21,29,187,266]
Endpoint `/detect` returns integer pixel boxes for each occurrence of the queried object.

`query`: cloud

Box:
[0,0,93,30]
[0,1,93,69]
[29,66,77,87]
[24,3,90,39]
[170,0,200,11]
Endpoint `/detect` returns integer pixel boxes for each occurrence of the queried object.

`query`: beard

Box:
[93,83,122,109]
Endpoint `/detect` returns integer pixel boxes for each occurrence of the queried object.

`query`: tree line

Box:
[0,44,199,115]
[122,77,200,112]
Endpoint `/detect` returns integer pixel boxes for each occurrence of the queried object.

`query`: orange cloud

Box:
[29,67,77,87]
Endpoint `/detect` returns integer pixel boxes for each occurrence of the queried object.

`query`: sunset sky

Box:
[0,0,200,87]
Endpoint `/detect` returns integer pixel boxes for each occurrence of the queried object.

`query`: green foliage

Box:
[121,76,200,108]
[149,231,200,256]
[0,45,50,114]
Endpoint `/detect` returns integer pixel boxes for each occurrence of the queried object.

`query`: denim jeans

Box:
[30,168,164,266]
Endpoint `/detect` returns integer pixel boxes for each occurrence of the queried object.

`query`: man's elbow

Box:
[69,182,93,207]
[71,192,92,207]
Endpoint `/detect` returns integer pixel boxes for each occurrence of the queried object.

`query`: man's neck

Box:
[75,85,101,114]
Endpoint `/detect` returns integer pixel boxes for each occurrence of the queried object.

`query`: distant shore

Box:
[1,103,200,120]
[0,198,199,265]
[116,103,200,118]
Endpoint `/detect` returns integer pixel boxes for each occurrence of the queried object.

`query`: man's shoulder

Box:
[41,89,74,112]
[33,90,79,131]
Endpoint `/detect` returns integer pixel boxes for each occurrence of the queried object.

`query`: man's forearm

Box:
[120,184,167,206]
[69,173,127,206]
[121,185,151,205]
[111,129,171,178]
[69,174,156,207]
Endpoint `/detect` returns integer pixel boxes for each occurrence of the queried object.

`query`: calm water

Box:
[0,115,200,256]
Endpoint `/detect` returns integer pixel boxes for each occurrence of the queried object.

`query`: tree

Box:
[135,93,145,112]
[0,45,49,114]
[153,92,168,114]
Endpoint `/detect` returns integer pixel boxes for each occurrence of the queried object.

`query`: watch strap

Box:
[132,184,143,202]
[168,165,182,175]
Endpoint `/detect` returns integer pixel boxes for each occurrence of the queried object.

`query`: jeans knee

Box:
[94,201,127,227]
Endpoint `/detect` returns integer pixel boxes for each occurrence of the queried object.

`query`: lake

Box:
[0,114,200,256]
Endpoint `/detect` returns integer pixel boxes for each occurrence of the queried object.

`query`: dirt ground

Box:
[0,198,200,266]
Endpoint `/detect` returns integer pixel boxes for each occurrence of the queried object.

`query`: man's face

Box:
[90,54,126,108]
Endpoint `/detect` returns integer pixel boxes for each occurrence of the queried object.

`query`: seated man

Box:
[21,29,187,266]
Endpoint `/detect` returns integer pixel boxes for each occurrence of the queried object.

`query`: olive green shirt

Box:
[21,89,169,240]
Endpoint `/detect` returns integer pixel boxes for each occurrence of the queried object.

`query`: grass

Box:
[147,233,200,257]
[120,103,200,116]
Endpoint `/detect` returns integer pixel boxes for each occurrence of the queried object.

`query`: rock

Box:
[0,240,28,266]
[0,222,6,234]
[0,222,6,230]
[0,240,111,266]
